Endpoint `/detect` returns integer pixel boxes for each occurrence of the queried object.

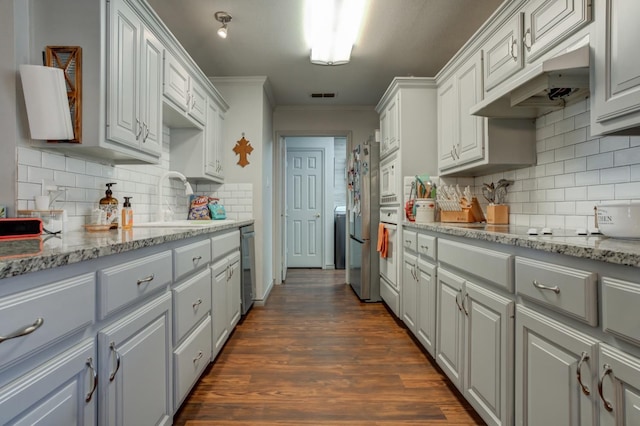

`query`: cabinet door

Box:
[457,53,484,166]
[98,293,172,426]
[379,109,389,157]
[212,262,229,358]
[515,305,598,426]
[107,0,140,148]
[592,0,640,134]
[483,12,524,93]
[436,268,465,391]
[437,75,457,170]
[598,344,640,426]
[205,99,218,177]
[416,258,436,356]
[188,80,207,125]
[139,25,163,155]
[215,108,225,179]
[227,257,241,330]
[402,252,418,334]
[386,94,400,154]
[464,281,514,426]
[0,340,96,426]
[523,0,592,64]
[379,153,399,204]
[163,52,190,112]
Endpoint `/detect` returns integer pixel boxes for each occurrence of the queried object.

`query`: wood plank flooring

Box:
[174,269,484,425]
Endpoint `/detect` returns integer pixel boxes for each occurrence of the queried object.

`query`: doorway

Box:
[279,135,348,278]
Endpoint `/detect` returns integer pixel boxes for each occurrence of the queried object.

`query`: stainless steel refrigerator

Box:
[348,139,380,302]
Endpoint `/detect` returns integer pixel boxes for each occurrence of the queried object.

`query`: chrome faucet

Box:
[157,171,194,222]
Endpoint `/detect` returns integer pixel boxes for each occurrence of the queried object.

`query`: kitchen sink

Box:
[134,219,236,228]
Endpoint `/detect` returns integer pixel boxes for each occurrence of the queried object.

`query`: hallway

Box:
[174,269,484,425]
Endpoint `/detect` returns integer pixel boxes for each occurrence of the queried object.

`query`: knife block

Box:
[486,204,509,224]
[439,197,485,223]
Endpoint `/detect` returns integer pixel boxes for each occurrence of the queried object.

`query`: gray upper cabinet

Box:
[107,0,163,156]
[591,0,640,135]
[483,12,525,94]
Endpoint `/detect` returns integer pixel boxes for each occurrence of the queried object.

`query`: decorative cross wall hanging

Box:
[233,134,253,167]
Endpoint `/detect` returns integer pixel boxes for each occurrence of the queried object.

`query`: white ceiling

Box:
[146,0,505,107]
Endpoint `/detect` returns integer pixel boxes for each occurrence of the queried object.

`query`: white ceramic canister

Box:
[415,198,436,223]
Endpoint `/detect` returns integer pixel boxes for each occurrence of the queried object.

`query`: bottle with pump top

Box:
[121,196,133,229]
[99,183,119,229]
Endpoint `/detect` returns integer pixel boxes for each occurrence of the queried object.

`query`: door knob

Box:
[315,213,321,218]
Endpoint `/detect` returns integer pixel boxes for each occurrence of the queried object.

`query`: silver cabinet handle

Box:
[532,280,560,294]
[192,298,203,309]
[135,119,143,140]
[523,28,532,51]
[410,265,416,281]
[192,255,203,263]
[577,351,590,396]
[0,317,44,344]
[315,213,321,218]
[455,290,462,311]
[142,122,150,143]
[109,341,121,382]
[462,293,469,316]
[85,357,98,402]
[510,38,518,60]
[598,364,614,412]
[193,350,204,363]
[420,245,429,251]
[137,274,155,285]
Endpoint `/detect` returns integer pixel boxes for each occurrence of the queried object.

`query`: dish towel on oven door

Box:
[376,223,388,258]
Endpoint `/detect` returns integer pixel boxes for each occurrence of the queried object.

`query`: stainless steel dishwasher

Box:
[240,224,256,315]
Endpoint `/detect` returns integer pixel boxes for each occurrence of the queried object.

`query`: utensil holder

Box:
[439,197,485,223]
[486,204,509,224]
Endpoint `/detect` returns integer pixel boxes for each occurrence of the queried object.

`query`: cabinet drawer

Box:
[211,230,240,262]
[417,233,436,262]
[602,277,640,345]
[0,273,95,371]
[438,239,514,291]
[402,230,417,252]
[515,257,597,325]
[173,268,212,345]
[174,239,211,282]
[98,251,172,319]
[174,315,212,408]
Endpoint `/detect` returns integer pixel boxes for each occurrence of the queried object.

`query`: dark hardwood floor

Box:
[174,269,484,425]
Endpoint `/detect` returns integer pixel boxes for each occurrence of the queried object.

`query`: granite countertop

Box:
[0,220,253,279]
[404,221,640,268]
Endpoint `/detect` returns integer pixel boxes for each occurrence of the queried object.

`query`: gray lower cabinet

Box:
[436,267,514,426]
[416,258,437,356]
[402,252,418,333]
[0,339,96,425]
[515,304,598,426]
[98,292,173,426]
[212,258,229,358]
[597,344,640,426]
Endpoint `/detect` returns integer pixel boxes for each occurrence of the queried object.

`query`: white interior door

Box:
[286,149,323,268]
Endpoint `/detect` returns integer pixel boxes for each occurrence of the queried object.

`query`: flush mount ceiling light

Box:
[215,11,232,39]
[305,0,367,65]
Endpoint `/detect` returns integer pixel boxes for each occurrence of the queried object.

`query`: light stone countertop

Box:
[0,220,253,279]
[404,221,640,268]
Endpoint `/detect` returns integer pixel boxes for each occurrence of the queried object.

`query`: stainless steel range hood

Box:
[471,44,590,118]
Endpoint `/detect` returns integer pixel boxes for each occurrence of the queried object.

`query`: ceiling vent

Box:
[310,92,336,98]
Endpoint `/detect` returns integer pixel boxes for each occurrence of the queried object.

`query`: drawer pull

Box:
[192,298,203,309]
[455,290,462,311]
[85,357,98,402]
[405,239,412,244]
[532,280,560,294]
[193,350,204,363]
[136,274,155,285]
[109,341,121,382]
[461,293,469,316]
[0,317,44,344]
[192,255,202,263]
[420,245,429,251]
[598,364,614,412]
[577,351,590,396]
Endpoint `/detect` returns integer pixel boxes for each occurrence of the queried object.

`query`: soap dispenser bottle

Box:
[121,196,133,229]
[99,182,119,229]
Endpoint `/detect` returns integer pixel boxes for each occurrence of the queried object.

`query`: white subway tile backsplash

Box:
[555,146,575,162]
[41,152,66,171]
[537,176,555,189]
[545,162,564,176]
[555,174,575,188]
[546,134,564,150]
[587,184,615,200]
[18,147,41,167]
[564,100,588,117]
[546,215,565,229]
[555,201,575,215]
[546,188,565,201]
[522,178,537,191]
[574,112,590,129]
[600,167,630,184]
[65,157,86,174]
[565,186,587,200]
[536,124,554,141]
[53,171,77,187]
[575,170,599,186]
[530,190,546,202]
[27,166,54,183]
[601,136,629,153]
[631,136,640,147]
[545,109,564,125]
[615,182,640,199]
[587,152,614,170]
[613,147,640,166]
[554,117,574,135]
[632,165,640,181]
[564,157,586,173]
[575,139,599,157]
[563,127,587,146]
[538,202,555,214]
